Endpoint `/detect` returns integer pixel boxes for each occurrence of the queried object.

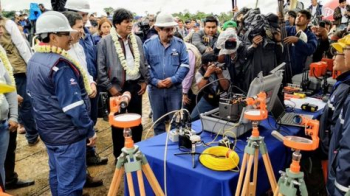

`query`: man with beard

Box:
[144,12,189,135]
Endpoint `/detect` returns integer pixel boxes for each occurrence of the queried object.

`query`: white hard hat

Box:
[154,12,177,27]
[36,11,75,35]
[296,30,308,43]
[65,0,90,13]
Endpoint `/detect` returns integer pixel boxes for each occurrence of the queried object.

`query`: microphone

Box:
[120,91,131,109]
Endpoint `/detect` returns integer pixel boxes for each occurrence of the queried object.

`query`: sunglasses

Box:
[160,27,174,33]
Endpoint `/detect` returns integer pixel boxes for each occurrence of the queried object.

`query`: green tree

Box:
[104,7,114,15]
[2,10,15,19]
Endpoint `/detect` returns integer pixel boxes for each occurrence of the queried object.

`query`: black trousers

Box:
[5,131,18,184]
[110,81,143,159]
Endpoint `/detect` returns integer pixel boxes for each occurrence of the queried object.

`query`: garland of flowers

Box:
[0,77,5,105]
[0,47,16,105]
[0,47,16,86]
[110,27,140,76]
[34,44,92,95]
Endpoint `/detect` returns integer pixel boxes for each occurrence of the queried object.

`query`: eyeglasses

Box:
[160,27,174,33]
[55,32,71,37]
[335,52,345,56]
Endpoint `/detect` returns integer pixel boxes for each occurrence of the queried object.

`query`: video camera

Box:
[135,19,151,42]
[224,38,238,50]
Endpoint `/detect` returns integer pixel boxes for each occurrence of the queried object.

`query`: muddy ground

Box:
[7,93,153,196]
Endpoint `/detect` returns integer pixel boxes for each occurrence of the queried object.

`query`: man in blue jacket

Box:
[285,10,318,75]
[26,11,96,195]
[144,12,189,135]
[327,34,350,196]
[65,0,108,168]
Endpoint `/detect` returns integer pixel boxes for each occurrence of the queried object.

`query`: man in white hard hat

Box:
[143,12,189,135]
[65,0,107,169]
[27,11,96,195]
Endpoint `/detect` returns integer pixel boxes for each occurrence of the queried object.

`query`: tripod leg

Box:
[142,164,165,196]
[249,148,259,196]
[242,155,255,196]
[262,154,277,192]
[235,153,249,196]
[126,172,135,196]
[108,167,124,196]
[274,185,279,196]
[137,170,146,196]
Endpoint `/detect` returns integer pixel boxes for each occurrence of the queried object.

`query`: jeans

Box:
[15,73,38,143]
[190,97,216,121]
[46,139,86,196]
[0,121,9,188]
[148,85,182,135]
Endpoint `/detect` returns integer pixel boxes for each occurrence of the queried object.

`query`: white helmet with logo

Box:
[154,12,177,27]
[65,0,91,13]
[36,11,75,35]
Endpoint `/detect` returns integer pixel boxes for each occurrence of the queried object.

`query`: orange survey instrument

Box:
[108,92,164,196]
[235,92,277,196]
[272,116,320,196]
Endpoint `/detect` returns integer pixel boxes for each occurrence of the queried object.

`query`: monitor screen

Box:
[240,67,284,124]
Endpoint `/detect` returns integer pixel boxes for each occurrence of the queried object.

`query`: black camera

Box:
[135,20,151,42]
[225,38,237,50]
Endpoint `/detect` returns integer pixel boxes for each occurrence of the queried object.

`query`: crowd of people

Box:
[1,0,350,195]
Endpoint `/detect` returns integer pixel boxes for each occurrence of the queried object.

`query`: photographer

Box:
[333,0,350,31]
[190,52,230,121]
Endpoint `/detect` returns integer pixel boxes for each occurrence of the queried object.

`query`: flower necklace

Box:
[0,47,16,105]
[110,27,140,76]
[34,44,93,95]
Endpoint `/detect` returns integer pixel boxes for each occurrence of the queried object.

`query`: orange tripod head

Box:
[244,91,268,121]
[292,115,320,151]
[109,92,131,125]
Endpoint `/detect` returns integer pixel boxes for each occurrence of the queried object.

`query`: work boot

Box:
[6,179,35,190]
[84,173,103,188]
[86,152,108,166]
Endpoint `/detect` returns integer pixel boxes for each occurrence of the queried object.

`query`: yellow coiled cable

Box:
[199,146,240,171]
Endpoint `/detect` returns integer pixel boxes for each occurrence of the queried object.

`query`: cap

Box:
[222,21,237,31]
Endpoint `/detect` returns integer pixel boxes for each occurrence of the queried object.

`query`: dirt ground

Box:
[7,93,153,196]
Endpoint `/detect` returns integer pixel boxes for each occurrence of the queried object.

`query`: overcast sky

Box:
[1,0,322,16]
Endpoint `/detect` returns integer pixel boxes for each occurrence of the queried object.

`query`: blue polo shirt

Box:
[143,36,189,87]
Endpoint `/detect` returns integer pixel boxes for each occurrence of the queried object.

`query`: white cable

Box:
[163,111,179,196]
[143,110,179,140]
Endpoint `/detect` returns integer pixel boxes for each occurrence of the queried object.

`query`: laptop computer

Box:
[271,97,313,127]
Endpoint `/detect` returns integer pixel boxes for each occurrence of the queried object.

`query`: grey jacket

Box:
[0,62,18,123]
[192,30,219,54]
[97,34,149,92]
